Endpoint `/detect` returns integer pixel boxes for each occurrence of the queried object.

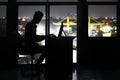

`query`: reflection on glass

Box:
[0,0,7,2]
[18,6,46,64]
[49,0,78,2]
[17,0,46,2]
[88,5,117,37]
[0,6,6,38]
[87,0,118,2]
[50,5,77,63]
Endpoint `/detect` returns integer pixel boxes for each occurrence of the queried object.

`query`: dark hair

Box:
[33,11,43,19]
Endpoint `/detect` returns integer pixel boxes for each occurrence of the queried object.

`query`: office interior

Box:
[0,0,120,80]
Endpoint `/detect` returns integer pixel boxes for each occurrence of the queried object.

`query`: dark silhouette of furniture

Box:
[46,37,75,80]
[18,33,44,79]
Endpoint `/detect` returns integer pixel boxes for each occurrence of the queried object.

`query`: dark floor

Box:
[0,64,120,80]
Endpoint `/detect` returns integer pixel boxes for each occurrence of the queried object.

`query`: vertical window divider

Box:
[46,2,50,36]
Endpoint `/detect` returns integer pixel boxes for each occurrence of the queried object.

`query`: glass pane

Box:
[50,5,77,63]
[0,0,7,2]
[0,6,6,38]
[17,0,46,2]
[49,0,78,2]
[87,0,118,2]
[88,5,117,37]
[18,6,46,64]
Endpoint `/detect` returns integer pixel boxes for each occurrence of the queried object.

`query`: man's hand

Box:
[48,34,56,37]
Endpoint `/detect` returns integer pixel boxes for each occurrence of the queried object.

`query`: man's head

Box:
[33,11,43,24]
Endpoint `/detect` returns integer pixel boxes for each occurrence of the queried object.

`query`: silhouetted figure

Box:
[25,11,45,64]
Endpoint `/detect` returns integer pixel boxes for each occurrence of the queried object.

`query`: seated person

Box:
[24,11,45,64]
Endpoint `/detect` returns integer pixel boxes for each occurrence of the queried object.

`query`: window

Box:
[50,5,77,37]
[0,0,7,2]
[17,0,47,2]
[88,5,117,37]
[87,1,117,37]
[18,6,46,36]
[87,0,118,2]
[0,6,7,38]
[17,0,78,2]
[50,5,77,63]
[49,0,78,2]
[17,0,78,64]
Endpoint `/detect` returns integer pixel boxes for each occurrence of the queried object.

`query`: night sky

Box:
[0,6,6,17]
[0,0,118,2]
[89,5,116,17]
[18,6,76,18]
[18,5,116,18]
[0,0,117,18]
[19,6,45,18]
[17,0,117,2]
[17,0,77,2]
[0,0,117,37]
[87,0,118,2]
[17,0,47,2]
[0,0,7,2]
[50,6,76,18]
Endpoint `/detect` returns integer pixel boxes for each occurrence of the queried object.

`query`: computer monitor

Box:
[58,21,67,37]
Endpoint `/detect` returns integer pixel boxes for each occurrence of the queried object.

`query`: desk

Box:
[46,37,75,80]
[46,37,75,64]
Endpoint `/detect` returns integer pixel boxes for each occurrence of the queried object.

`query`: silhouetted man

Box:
[25,11,45,64]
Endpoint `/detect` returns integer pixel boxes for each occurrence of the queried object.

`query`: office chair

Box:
[17,33,43,78]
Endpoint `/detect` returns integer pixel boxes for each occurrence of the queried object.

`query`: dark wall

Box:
[78,38,120,66]
[7,0,18,65]
[0,0,18,66]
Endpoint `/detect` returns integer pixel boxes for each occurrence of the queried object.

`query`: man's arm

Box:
[35,34,56,42]
[35,35,46,42]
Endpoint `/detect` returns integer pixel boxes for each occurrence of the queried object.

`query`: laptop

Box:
[58,21,67,37]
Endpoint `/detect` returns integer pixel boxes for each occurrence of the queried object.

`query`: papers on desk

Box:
[36,40,45,46]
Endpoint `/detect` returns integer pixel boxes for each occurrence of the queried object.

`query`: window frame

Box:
[7,0,119,64]
[0,1,7,38]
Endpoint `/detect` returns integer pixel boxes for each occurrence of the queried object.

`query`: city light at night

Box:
[88,5,117,37]
[0,2,117,64]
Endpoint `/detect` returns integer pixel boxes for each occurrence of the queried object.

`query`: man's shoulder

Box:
[26,21,36,28]
[26,21,32,26]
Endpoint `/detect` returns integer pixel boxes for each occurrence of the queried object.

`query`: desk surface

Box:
[46,37,75,64]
